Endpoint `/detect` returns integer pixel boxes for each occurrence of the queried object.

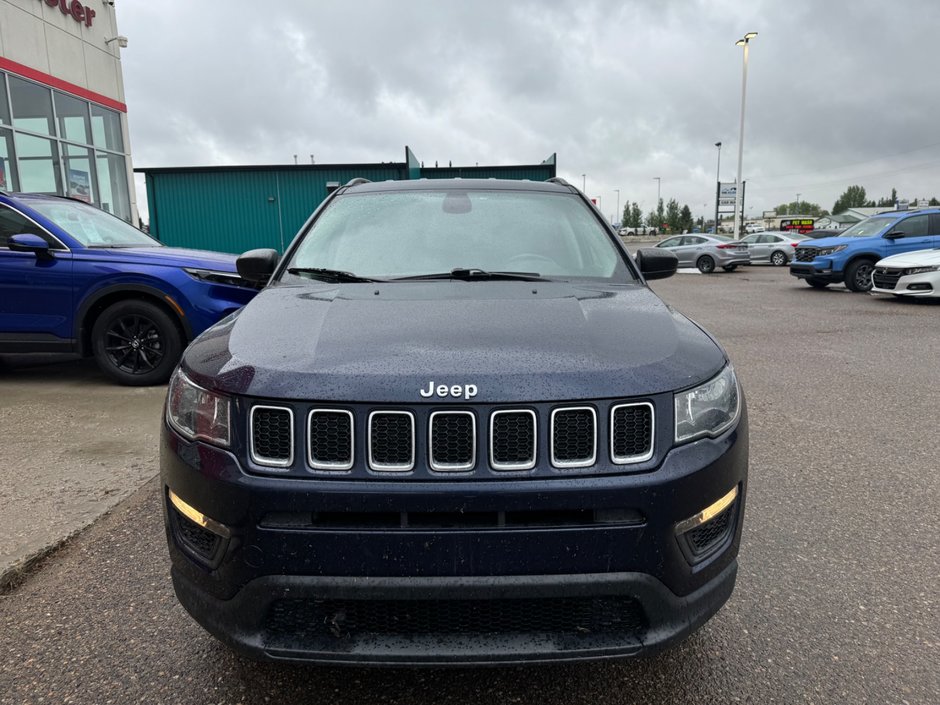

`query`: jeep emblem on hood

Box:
[419,381,478,400]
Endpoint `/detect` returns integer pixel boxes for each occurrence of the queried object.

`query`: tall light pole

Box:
[614,188,621,225]
[714,141,722,233]
[581,174,586,192]
[732,31,757,240]
[653,177,662,230]
[796,193,801,215]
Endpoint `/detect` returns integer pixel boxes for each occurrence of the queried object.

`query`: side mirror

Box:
[884,231,904,240]
[236,248,279,283]
[635,248,678,280]
[8,233,53,259]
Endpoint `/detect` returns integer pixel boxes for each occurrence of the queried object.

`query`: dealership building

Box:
[0,0,135,222]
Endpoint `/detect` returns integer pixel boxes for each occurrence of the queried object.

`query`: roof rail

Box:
[546,177,574,189]
[345,178,372,187]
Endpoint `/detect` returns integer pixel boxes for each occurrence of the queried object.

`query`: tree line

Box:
[621,198,695,233]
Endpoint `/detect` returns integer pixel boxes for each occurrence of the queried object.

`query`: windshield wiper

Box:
[394,267,550,282]
[286,267,383,283]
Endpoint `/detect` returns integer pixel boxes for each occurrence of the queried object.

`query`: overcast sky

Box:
[119,0,940,224]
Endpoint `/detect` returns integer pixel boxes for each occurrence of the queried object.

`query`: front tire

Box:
[770,250,788,266]
[844,259,875,292]
[91,300,183,386]
[697,255,716,274]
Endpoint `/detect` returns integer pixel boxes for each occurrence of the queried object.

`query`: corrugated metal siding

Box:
[148,171,280,254]
[147,166,405,254]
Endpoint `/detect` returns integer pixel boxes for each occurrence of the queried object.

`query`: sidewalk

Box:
[0,355,165,589]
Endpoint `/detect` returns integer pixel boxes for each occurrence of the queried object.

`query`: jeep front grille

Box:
[249,406,294,467]
[610,403,654,463]
[368,411,415,471]
[872,267,901,290]
[428,411,475,471]
[550,407,597,468]
[490,410,537,470]
[307,410,354,470]
[247,399,657,477]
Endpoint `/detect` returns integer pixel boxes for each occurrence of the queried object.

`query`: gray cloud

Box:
[122,0,940,222]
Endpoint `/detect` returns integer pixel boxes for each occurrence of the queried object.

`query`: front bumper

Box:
[871,271,939,297]
[170,561,737,665]
[789,261,842,282]
[161,408,747,665]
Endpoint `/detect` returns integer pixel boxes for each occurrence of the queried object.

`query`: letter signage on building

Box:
[41,0,96,27]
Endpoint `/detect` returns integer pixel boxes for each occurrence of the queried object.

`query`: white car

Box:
[871,248,940,298]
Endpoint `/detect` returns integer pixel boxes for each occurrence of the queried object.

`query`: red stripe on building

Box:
[0,56,127,113]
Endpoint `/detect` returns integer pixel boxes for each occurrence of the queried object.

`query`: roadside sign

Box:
[719,183,737,198]
[780,218,815,234]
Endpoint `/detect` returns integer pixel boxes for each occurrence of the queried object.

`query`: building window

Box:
[0,128,17,190]
[91,104,124,152]
[9,76,55,136]
[14,133,61,193]
[55,91,92,144]
[64,144,95,203]
[96,152,130,221]
[0,71,132,222]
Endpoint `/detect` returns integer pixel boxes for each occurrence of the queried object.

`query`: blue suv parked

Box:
[790,209,940,291]
[0,193,259,385]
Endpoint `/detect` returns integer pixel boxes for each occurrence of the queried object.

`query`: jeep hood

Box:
[182,282,727,402]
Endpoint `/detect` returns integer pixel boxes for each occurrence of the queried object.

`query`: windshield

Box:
[838,216,895,238]
[26,199,160,248]
[283,189,634,282]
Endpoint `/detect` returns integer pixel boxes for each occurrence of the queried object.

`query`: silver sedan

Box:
[654,234,750,273]
[740,231,808,266]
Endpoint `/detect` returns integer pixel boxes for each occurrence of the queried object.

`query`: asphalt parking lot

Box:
[1,265,938,704]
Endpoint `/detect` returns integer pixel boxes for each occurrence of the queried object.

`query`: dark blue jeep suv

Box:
[161,178,748,665]
[0,193,258,385]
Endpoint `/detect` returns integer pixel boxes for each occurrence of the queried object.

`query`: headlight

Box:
[166,369,231,447]
[184,267,259,289]
[675,365,740,443]
[904,266,940,275]
[817,245,847,256]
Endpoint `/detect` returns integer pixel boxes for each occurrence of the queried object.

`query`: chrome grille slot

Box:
[250,405,294,468]
[307,409,354,471]
[550,407,596,468]
[368,411,415,471]
[610,402,654,464]
[429,411,475,471]
[490,410,537,470]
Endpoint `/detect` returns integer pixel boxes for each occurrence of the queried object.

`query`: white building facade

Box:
[0,0,135,222]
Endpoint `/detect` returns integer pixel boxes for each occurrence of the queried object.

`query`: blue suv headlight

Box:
[675,365,741,443]
[816,245,847,256]
[166,369,231,447]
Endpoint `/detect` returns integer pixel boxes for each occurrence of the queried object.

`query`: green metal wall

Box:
[140,152,557,254]
[144,165,404,254]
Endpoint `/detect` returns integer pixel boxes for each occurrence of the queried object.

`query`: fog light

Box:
[675,486,738,535]
[908,283,932,291]
[169,489,231,538]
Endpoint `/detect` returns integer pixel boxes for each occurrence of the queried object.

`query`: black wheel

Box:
[722,265,738,272]
[844,259,875,292]
[697,255,716,274]
[91,300,182,386]
[806,277,829,289]
[770,250,788,266]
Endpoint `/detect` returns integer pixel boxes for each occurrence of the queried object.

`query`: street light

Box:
[732,31,757,240]
[614,188,621,225]
[796,193,801,214]
[714,141,722,233]
[582,174,586,192]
